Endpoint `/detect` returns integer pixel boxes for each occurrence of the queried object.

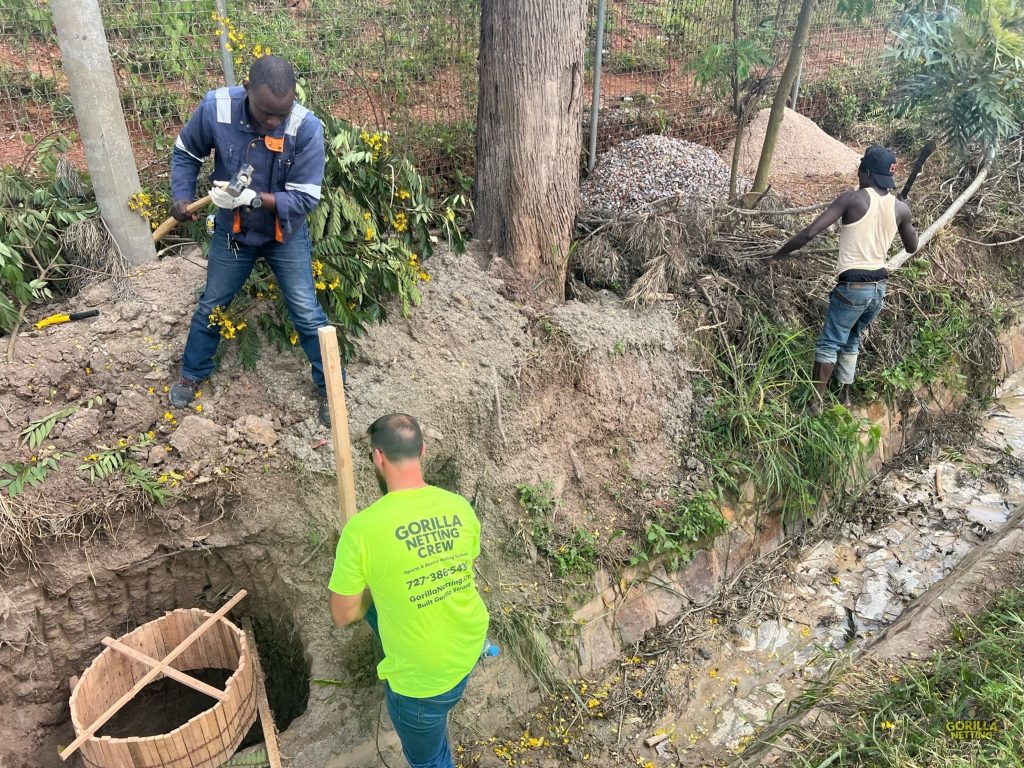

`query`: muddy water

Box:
[647,374,1024,763]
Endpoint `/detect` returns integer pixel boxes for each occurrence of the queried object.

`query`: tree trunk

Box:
[744,0,816,206]
[887,147,996,271]
[474,0,588,302]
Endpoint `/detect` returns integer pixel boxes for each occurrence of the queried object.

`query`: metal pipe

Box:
[215,0,236,86]
[587,0,607,174]
[789,56,803,112]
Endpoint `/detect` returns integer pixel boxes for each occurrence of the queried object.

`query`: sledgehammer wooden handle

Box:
[151,194,212,242]
[318,326,358,527]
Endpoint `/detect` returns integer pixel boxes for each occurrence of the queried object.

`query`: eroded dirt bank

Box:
[0,248,694,768]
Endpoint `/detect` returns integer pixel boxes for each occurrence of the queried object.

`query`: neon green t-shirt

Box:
[328,485,490,697]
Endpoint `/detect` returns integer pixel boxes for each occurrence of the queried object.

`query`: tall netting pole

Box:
[52,0,156,266]
[214,0,237,87]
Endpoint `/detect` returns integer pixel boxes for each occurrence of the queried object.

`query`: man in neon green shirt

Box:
[329,413,489,768]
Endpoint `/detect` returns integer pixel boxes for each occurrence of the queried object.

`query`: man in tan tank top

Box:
[768,146,919,412]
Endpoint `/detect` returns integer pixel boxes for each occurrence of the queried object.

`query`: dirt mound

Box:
[0,243,698,767]
[725,107,861,202]
[581,134,731,214]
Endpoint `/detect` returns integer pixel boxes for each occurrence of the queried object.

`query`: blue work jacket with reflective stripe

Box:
[171,86,325,246]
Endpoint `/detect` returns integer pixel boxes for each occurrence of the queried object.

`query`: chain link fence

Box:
[1,0,902,193]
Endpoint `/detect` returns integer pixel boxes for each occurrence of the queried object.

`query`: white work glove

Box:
[209,181,258,210]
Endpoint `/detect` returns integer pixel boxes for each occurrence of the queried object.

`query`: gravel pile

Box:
[581,135,731,214]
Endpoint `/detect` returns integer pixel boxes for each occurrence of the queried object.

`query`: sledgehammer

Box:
[151,163,255,243]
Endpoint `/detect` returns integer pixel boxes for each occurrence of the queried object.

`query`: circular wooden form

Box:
[69,608,258,768]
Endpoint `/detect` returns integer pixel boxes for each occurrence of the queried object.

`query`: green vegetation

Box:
[857,261,1006,402]
[207,116,468,366]
[697,321,880,527]
[79,433,169,504]
[604,38,671,75]
[800,64,902,141]
[775,582,1024,766]
[630,490,728,571]
[20,398,101,449]
[0,136,96,335]
[890,0,1024,159]
[518,481,600,579]
[1,455,60,498]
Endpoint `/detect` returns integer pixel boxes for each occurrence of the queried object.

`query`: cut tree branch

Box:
[887,147,997,271]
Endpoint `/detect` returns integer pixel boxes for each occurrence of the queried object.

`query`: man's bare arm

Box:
[330,588,372,626]
[770,192,852,261]
[895,199,919,254]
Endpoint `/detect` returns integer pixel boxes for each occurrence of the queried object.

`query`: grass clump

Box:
[630,489,728,571]
[517,481,599,579]
[773,583,1024,767]
[697,321,880,528]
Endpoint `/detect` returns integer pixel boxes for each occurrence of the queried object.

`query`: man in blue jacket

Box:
[168,55,333,425]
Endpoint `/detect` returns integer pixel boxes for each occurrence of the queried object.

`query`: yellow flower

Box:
[147,386,155,395]
[418,270,431,282]
[881,720,896,731]
[709,669,718,678]
[312,259,324,277]
[163,385,170,393]
[195,404,203,413]
[163,412,174,421]
[363,211,372,220]
[445,207,455,221]
[364,227,375,241]
[289,331,299,346]
[85,367,92,374]
[328,278,340,290]
[145,431,156,440]
[315,280,326,290]
[398,188,411,200]
[586,698,600,709]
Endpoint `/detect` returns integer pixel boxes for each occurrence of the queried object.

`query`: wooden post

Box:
[241,618,284,768]
[317,326,358,526]
[60,590,247,760]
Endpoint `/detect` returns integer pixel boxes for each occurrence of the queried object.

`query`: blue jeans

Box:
[181,227,329,391]
[365,605,469,768]
[814,281,886,385]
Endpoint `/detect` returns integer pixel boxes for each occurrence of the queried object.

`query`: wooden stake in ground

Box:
[317,326,358,525]
[241,617,284,768]
[59,589,248,760]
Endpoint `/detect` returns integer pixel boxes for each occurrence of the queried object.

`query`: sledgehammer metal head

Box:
[226,163,255,197]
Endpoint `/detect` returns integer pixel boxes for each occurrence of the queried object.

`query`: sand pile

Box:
[725,107,861,196]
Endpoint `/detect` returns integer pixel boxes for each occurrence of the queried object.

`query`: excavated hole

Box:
[93,612,310,749]
[17,544,313,767]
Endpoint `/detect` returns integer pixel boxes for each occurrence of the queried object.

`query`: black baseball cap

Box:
[859,146,897,189]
